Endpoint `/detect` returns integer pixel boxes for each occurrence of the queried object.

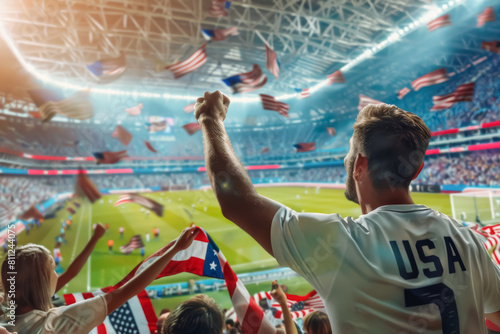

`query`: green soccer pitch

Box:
[12,187,454,312]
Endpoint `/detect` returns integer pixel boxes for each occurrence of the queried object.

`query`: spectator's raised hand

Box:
[270,280,287,306]
[194,91,230,124]
[171,226,199,252]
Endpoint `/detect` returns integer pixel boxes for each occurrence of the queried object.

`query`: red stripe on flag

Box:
[138,289,158,333]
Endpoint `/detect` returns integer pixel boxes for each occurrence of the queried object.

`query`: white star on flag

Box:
[210,261,217,270]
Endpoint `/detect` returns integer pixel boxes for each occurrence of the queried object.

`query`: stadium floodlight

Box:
[450,190,500,225]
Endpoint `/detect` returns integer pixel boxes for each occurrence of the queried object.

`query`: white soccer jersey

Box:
[271,204,500,333]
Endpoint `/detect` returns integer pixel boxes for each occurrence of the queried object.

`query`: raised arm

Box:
[56,223,106,292]
[195,91,281,256]
[271,280,298,334]
[104,227,198,314]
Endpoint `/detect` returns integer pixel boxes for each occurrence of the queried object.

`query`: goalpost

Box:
[450,190,500,225]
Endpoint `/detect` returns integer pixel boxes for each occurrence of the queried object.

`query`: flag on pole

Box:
[295,88,310,99]
[426,14,452,31]
[209,0,231,17]
[398,87,411,99]
[125,103,143,116]
[482,40,500,53]
[86,52,127,82]
[358,94,383,111]
[120,235,145,254]
[327,127,336,136]
[430,82,475,111]
[202,27,238,42]
[93,151,128,164]
[64,289,156,334]
[253,290,326,320]
[183,103,196,113]
[114,194,164,217]
[411,68,449,91]
[265,45,280,80]
[112,125,133,146]
[144,141,158,153]
[113,227,276,334]
[294,142,316,153]
[477,7,495,27]
[259,94,289,117]
[183,123,202,135]
[222,64,267,94]
[74,171,102,204]
[163,44,207,79]
[326,70,345,85]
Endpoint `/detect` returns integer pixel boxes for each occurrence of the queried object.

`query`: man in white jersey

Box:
[194,91,500,333]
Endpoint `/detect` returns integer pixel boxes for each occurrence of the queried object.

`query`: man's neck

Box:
[360,189,414,214]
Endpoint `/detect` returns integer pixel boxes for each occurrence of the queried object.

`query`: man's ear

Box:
[353,154,368,181]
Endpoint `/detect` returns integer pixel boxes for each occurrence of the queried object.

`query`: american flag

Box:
[358,94,383,111]
[411,68,449,91]
[398,87,411,100]
[294,142,316,153]
[265,44,280,80]
[222,64,267,94]
[326,70,345,85]
[426,14,452,32]
[114,227,276,334]
[259,94,289,117]
[144,141,158,153]
[64,289,156,334]
[430,82,475,111]
[93,151,128,164]
[86,52,127,81]
[115,194,164,217]
[477,7,495,27]
[183,103,196,113]
[327,127,336,136]
[482,40,500,53]
[209,0,231,17]
[120,235,145,254]
[253,290,326,320]
[125,103,143,116]
[165,44,207,79]
[74,171,102,204]
[295,88,310,99]
[183,122,202,135]
[112,125,133,146]
[202,27,238,42]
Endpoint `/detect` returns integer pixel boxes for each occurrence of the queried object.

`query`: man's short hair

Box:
[225,319,235,327]
[353,104,431,190]
[161,295,223,334]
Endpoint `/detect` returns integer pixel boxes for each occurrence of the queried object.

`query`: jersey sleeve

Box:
[270,205,351,290]
[44,295,107,333]
[479,243,500,314]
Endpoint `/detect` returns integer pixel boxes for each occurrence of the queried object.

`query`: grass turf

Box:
[12,187,454,311]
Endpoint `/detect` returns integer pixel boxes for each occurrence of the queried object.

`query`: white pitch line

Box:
[86,202,92,292]
[70,203,86,262]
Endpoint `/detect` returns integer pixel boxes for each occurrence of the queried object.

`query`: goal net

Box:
[450,190,500,225]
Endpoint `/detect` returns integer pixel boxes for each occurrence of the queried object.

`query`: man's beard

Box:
[344,156,359,204]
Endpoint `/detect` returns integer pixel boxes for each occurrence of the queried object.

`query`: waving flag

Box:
[74,171,101,204]
[121,235,145,254]
[163,44,207,79]
[183,123,202,135]
[183,103,196,113]
[113,227,275,334]
[427,14,452,31]
[144,141,158,153]
[253,290,326,320]
[112,125,133,146]
[202,27,238,41]
[209,0,231,17]
[294,142,316,153]
[326,70,345,85]
[93,151,128,164]
[265,45,280,80]
[86,52,127,82]
[146,120,167,133]
[358,94,383,111]
[64,289,156,334]
[327,127,336,136]
[260,94,289,117]
[115,194,164,217]
[411,68,449,91]
[222,64,267,94]
[125,103,143,116]
[482,40,500,53]
[67,207,76,215]
[19,205,44,221]
[477,7,495,27]
[398,87,411,99]
[295,88,310,99]
[431,82,475,111]
[29,90,93,122]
